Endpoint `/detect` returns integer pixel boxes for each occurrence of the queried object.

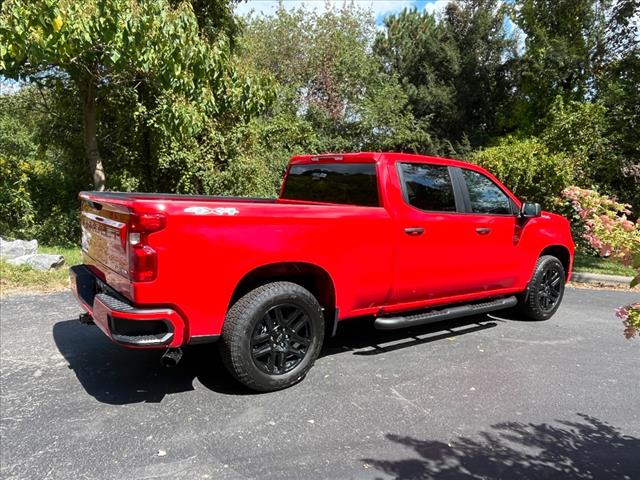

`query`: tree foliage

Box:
[375,1,519,150]
[0,0,271,190]
[240,4,432,156]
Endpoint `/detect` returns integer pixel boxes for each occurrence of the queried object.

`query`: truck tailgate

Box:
[80,196,130,279]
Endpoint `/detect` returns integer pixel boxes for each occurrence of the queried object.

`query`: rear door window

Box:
[398,163,457,212]
[461,169,513,215]
[282,163,379,207]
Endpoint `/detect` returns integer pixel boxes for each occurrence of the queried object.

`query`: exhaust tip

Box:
[160,348,182,368]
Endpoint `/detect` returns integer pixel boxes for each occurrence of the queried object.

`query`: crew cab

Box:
[70,152,574,391]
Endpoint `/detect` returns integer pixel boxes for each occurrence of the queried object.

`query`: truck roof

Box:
[289,151,472,168]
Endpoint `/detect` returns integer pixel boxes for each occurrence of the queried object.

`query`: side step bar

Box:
[374,296,518,330]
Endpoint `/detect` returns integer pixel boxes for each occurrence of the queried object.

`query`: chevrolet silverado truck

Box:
[70,152,574,391]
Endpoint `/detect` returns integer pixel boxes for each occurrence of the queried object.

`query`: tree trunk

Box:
[79,79,106,191]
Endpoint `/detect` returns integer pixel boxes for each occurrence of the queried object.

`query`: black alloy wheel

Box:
[250,304,313,375]
[517,255,566,321]
[537,265,563,312]
[220,281,325,392]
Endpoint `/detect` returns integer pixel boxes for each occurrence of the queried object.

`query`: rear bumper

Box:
[70,265,185,348]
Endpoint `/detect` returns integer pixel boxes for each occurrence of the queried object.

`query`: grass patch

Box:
[573,253,635,277]
[1,245,82,295]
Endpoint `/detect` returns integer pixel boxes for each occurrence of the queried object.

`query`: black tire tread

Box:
[220,281,324,392]
[518,255,565,321]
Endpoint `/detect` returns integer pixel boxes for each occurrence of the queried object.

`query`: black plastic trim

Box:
[81,191,275,203]
[70,265,97,308]
[96,292,135,312]
[374,296,518,330]
[189,335,220,345]
[108,315,174,346]
[331,308,340,337]
[111,332,174,346]
[449,166,470,213]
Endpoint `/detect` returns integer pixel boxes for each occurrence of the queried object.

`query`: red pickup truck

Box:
[70,152,574,391]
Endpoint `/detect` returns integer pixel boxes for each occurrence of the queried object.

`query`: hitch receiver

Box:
[79,312,94,325]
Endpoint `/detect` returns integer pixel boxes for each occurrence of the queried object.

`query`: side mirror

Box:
[520,201,542,218]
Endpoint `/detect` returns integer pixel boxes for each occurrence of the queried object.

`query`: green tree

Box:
[512,0,639,132]
[596,46,640,210]
[0,0,268,190]
[174,0,243,47]
[0,91,38,236]
[541,97,611,185]
[0,86,85,244]
[512,0,595,130]
[375,1,518,149]
[240,2,431,156]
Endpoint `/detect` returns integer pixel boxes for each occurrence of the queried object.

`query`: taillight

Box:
[131,213,166,233]
[128,213,166,282]
[130,244,158,282]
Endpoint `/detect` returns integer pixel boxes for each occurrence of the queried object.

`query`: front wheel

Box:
[518,255,566,321]
[219,282,325,392]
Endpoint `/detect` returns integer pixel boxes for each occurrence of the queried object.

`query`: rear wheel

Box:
[518,255,566,321]
[220,282,325,392]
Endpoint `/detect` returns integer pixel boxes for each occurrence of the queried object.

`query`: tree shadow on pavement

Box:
[53,313,500,404]
[363,414,640,479]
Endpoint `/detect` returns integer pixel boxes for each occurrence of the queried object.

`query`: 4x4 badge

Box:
[183,206,239,216]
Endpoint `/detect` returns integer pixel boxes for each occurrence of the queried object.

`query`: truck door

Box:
[453,167,522,291]
[391,162,477,303]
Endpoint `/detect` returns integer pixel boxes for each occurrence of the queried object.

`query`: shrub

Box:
[561,186,640,265]
[617,303,640,340]
[542,96,639,213]
[542,97,611,186]
[0,155,37,238]
[617,253,640,340]
[470,137,574,209]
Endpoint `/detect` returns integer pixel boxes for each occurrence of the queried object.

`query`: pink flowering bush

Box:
[620,253,640,339]
[562,187,640,339]
[616,303,640,339]
[562,186,639,265]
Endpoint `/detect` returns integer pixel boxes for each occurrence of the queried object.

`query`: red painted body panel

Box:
[73,152,574,348]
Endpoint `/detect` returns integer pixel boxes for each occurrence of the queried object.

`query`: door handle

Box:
[404,227,425,236]
[475,227,491,235]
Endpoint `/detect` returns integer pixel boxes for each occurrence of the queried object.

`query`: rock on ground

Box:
[0,238,38,260]
[6,254,65,271]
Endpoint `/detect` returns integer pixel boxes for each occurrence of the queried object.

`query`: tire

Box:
[219,281,325,392]
[518,255,566,321]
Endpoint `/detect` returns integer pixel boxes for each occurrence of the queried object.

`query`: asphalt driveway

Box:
[1,288,639,479]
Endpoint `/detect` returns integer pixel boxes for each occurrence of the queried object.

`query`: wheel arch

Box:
[539,245,572,280]
[228,262,338,336]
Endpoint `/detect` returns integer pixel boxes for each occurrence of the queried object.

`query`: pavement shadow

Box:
[322,314,499,357]
[53,313,501,404]
[363,414,640,479]
[52,319,247,404]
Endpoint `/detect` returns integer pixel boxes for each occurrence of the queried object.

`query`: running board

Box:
[374,296,518,330]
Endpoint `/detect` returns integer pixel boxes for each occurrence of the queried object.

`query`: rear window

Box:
[282,163,379,207]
